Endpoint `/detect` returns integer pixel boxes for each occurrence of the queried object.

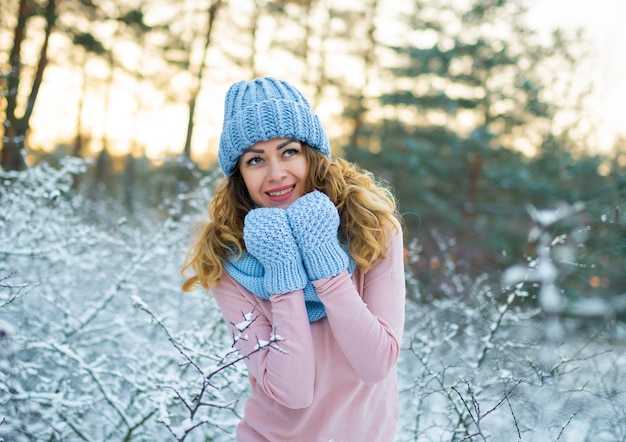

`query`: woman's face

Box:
[238,138,309,209]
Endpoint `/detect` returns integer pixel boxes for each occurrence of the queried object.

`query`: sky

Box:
[25,0,626,160]
[527,0,626,151]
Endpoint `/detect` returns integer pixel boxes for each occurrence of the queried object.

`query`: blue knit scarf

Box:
[224,249,356,322]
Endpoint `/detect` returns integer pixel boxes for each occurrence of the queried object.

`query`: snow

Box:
[1,161,625,441]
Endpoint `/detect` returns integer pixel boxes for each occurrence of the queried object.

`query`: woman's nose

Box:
[268,161,287,181]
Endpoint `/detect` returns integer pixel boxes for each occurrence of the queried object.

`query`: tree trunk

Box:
[348,0,379,150]
[1,0,56,171]
[182,0,223,163]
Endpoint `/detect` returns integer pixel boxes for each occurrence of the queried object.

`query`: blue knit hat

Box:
[218,77,331,176]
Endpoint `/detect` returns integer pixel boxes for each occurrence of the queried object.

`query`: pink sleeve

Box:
[212,273,316,409]
[313,220,406,384]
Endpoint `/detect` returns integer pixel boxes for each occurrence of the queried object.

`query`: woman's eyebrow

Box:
[242,147,264,155]
[276,139,299,150]
[242,139,298,155]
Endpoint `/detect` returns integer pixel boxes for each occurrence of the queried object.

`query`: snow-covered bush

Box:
[0,159,248,440]
[398,203,626,441]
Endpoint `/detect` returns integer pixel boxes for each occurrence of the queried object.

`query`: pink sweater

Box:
[212,222,406,441]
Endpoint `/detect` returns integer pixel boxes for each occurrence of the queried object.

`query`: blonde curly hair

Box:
[181,145,400,292]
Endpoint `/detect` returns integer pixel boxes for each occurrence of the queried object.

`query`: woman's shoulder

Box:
[384,215,404,241]
[213,270,250,301]
[213,271,272,315]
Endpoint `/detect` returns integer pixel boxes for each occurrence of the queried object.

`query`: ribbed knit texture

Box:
[218,77,331,176]
[243,208,308,296]
[224,250,356,323]
[225,251,318,322]
[227,204,356,322]
[286,190,349,281]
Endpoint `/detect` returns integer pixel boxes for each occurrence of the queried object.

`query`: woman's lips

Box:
[266,185,295,201]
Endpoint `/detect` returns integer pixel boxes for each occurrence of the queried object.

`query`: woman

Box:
[182,77,406,441]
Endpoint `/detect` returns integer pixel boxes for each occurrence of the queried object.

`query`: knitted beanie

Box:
[218,77,331,176]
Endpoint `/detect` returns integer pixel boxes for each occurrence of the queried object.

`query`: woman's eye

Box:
[247,156,263,165]
[283,148,299,157]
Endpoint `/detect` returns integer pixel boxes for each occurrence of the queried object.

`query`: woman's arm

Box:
[313,221,406,383]
[213,274,316,408]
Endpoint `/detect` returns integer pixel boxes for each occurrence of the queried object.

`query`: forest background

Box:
[1,0,626,441]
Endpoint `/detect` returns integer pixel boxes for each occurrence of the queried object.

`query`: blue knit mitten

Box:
[286,190,349,280]
[243,208,309,295]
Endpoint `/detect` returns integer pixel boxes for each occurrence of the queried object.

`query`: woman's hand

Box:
[286,190,349,280]
[244,208,308,294]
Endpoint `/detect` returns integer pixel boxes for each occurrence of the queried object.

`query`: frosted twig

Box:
[452,379,522,442]
[556,411,578,441]
[159,306,285,440]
